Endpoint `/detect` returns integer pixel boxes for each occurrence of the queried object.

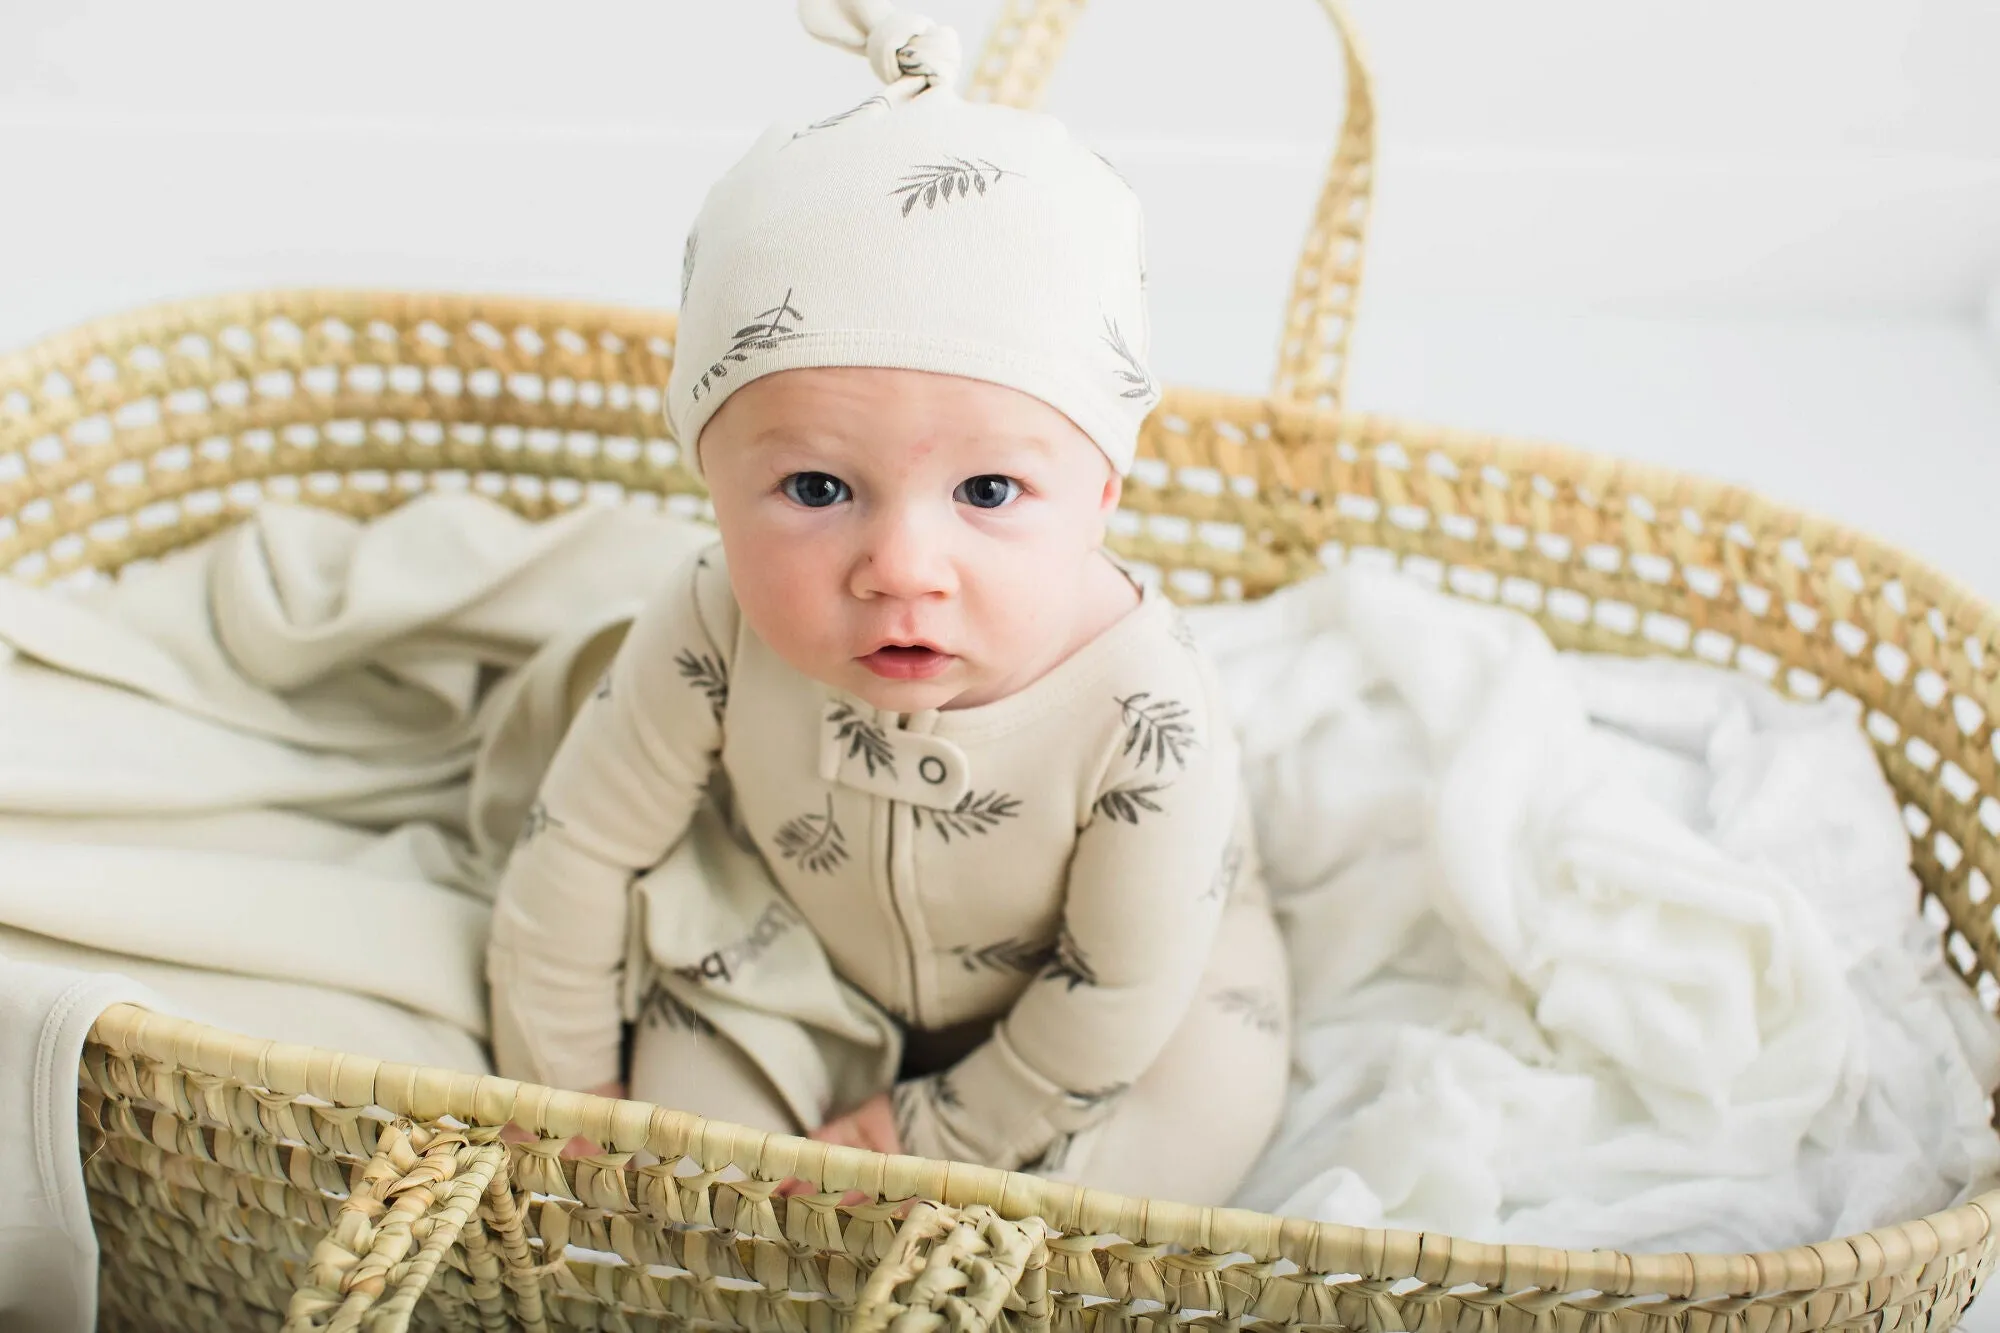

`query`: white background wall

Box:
[3,0,1999,587]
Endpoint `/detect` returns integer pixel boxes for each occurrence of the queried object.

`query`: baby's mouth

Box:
[859,643,955,682]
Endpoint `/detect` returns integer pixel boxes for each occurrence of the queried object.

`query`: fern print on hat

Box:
[667,0,1157,477]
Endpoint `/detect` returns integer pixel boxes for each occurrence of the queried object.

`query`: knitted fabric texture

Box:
[667,0,1157,476]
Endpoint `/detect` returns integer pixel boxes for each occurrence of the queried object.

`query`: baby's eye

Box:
[955,475,1021,510]
[782,472,850,508]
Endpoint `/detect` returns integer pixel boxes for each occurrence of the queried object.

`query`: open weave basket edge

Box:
[7,286,2000,1315]
[82,1001,2000,1299]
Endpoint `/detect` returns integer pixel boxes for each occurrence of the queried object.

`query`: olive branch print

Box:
[691,289,804,402]
[827,702,896,779]
[892,157,1016,216]
[913,790,1020,844]
[774,794,847,875]
[950,937,1056,975]
[1116,692,1195,773]
[674,648,728,721]
[679,228,698,305]
[1102,316,1158,402]
[1168,614,1199,652]
[640,986,717,1037]
[1213,987,1283,1036]
[1041,925,1098,991]
[792,95,889,140]
[514,800,564,849]
[1206,841,1245,904]
[1093,781,1169,826]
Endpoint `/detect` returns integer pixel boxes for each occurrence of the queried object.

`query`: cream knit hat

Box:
[667,0,1157,477]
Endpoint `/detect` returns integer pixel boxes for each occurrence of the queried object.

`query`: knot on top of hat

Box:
[798,0,962,93]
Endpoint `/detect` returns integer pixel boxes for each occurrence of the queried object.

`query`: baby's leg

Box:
[1052,895,1291,1207]
[627,988,801,1137]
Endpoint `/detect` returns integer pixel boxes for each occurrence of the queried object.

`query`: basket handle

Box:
[965,0,1377,412]
[850,1202,1051,1333]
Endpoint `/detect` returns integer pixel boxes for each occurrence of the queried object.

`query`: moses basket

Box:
[5,2,2000,1330]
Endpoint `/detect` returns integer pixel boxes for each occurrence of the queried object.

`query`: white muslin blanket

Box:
[1196,566,2000,1252]
[1,494,1995,1319]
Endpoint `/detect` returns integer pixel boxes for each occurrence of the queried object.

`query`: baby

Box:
[486,0,1289,1204]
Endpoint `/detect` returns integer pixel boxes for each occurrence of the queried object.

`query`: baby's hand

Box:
[809,1090,903,1155]
[774,1092,903,1201]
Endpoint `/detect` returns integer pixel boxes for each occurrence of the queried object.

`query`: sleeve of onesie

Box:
[485,545,736,1092]
[900,670,1241,1171]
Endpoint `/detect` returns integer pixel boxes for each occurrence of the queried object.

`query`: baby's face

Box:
[701,367,1123,713]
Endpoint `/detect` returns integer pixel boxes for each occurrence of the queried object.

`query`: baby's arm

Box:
[486,545,733,1092]
[899,687,1240,1170]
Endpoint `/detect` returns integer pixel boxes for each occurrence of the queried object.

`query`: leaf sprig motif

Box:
[1102,317,1158,402]
[1213,986,1283,1035]
[827,702,896,779]
[515,800,564,849]
[1116,692,1195,773]
[950,937,1056,975]
[774,795,847,875]
[679,229,698,305]
[792,95,889,140]
[913,790,1020,844]
[891,157,1015,216]
[1206,841,1245,904]
[1041,926,1098,991]
[674,648,728,720]
[1093,781,1169,826]
[692,290,804,402]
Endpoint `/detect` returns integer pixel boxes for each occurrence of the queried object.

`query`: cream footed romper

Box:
[488,544,1289,1205]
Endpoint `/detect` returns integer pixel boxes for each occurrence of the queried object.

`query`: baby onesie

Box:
[487,542,1289,1203]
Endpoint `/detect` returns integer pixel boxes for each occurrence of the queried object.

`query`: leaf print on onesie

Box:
[889,1073,960,1147]
[515,800,564,850]
[1092,780,1168,826]
[1213,986,1283,1036]
[1102,317,1159,403]
[674,648,728,721]
[691,289,805,403]
[1041,925,1098,991]
[912,790,1020,843]
[826,702,896,779]
[891,157,1017,216]
[950,937,1056,975]
[1116,692,1195,773]
[774,794,848,875]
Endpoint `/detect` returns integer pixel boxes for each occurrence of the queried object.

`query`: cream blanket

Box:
[3,493,1996,1320]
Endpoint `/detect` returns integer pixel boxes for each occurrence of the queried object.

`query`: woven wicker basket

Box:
[5,2,2000,1330]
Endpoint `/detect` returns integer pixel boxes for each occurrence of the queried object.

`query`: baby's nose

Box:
[852,513,954,600]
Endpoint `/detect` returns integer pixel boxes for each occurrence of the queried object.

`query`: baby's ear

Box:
[1098,469,1124,515]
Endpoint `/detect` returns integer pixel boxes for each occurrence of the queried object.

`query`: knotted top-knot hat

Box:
[667,0,1157,477]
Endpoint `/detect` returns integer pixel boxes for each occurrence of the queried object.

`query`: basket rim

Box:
[85,1000,2000,1298]
[19,286,2000,1297]
[8,283,1998,671]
